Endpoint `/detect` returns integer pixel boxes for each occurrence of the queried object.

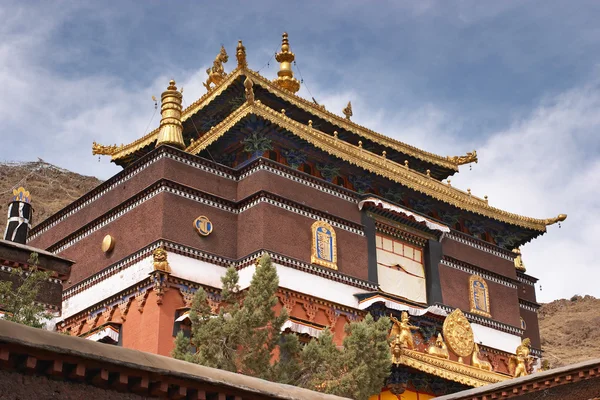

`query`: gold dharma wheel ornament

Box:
[101,235,115,253]
[442,308,475,362]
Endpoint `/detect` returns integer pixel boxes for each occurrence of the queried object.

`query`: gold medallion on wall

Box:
[442,308,474,359]
[101,235,115,253]
[194,216,213,236]
[310,221,337,270]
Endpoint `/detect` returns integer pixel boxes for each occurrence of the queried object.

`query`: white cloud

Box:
[444,81,600,302]
[1,1,599,303]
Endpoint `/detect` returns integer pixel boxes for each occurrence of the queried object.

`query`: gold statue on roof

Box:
[343,101,353,120]
[390,312,419,349]
[236,40,247,69]
[513,248,526,271]
[509,338,532,377]
[447,150,478,165]
[427,333,449,359]
[204,45,229,91]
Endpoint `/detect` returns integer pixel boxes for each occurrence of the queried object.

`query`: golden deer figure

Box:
[472,343,492,371]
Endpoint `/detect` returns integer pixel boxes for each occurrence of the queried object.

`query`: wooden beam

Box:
[91,368,109,386]
[149,381,168,396]
[168,385,187,399]
[130,376,149,393]
[47,359,63,376]
[113,372,128,390]
[69,364,86,380]
[24,356,37,371]
[190,389,207,400]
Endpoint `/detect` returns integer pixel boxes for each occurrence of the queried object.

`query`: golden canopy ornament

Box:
[442,308,474,361]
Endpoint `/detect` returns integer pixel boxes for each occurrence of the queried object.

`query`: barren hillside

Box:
[539,295,600,368]
[0,160,102,235]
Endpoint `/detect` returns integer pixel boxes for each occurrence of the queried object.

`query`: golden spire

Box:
[236,40,247,69]
[273,32,300,94]
[155,80,184,149]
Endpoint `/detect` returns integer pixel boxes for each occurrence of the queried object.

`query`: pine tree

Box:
[172,253,392,399]
[237,253,288,379]
[0,252,53,328]
[297,315,391,400]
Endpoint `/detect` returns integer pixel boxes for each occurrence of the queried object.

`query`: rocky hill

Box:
[539,295,600,368]
[0,160,102,235]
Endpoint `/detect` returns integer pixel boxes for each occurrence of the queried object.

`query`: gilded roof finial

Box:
[343,101,353,120]
[236,40,247,69]
[155,80,185,149]
[273,32,300,94]
[204,46,229,91]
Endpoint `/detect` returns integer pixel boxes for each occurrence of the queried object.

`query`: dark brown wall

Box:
[0,271,62,307]
[59,194,165,288]
[520,308,541,349]
[236,170,360,223]
[29,160,167,250]
[162,157,238,200]
[442,238,516,279]
[160,192,238,259]
[438,264,521,327]
[517,274,538,304]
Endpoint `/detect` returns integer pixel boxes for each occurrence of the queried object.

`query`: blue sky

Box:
[1,1,599,302]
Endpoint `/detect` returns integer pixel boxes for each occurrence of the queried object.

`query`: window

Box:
[375,234,426,303]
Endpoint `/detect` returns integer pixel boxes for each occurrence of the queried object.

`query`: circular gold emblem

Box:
[442,308,474,357]
[101,235,115,253]
[194,216,213,236]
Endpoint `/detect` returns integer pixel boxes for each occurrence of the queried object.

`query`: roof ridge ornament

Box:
[447,150,478,165]
[155,80,184,149]
[343,101,353,120]
[236,40,247,69]
[273,32,300,94]
[204,46,229,91]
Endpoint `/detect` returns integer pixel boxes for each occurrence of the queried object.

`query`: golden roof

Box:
[395,348,509,387]
[183,100,563,232]
[92,37,566,232]
[92,65,474,170]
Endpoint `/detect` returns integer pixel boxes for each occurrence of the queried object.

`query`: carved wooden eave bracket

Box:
[393,348,509,388]
[182,100,564,232]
